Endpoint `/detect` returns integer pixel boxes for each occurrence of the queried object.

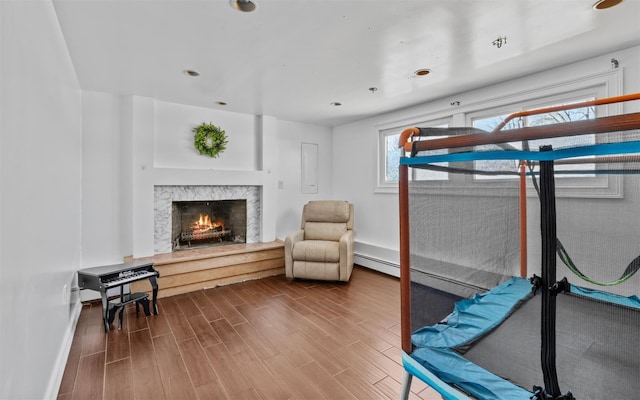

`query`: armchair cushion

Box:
[292,240,340,262]
[304,222,347,241]
[302,200,351,224]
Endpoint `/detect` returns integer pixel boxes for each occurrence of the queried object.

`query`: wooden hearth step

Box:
[128,240,284,298]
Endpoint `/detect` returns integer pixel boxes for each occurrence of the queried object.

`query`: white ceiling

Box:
[52,0,640,127]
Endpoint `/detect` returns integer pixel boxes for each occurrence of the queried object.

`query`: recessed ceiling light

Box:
[414,68,431,77]
[183,69,200,77]
[230,0,257,12]
[593,0,624,9]
[216,101,227,106]
[330,102,342,107]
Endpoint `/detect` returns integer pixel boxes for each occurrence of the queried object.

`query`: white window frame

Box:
[466,84,622,198]
[377,117,452,193]
[375,69,623,198]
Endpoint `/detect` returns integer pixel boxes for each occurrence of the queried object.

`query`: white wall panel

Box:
[275,120,333,240]
[153,100,258,171]
[81,91,126,267]
[0,2,82,398]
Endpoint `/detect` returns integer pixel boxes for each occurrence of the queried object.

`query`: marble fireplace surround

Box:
[154,185,261,254]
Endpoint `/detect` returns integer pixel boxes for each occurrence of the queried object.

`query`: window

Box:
[375,69,622,197]
[383,133,402,183]
[466,84,623,197]
[472,97,596,180]
[412,130,450,182]
[378,120,450,192]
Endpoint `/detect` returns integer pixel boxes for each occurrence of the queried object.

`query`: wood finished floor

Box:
[57,266,440,400]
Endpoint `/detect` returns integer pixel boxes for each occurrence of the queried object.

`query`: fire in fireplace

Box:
[172,200,246,251]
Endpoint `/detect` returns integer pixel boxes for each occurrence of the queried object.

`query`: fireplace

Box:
[172,200,246,251]
[154,185,261,254]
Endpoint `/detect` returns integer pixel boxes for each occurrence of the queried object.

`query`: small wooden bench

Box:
[106,292,151,330]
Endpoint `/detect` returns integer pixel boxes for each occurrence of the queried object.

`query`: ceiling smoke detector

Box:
[231,0,257,12]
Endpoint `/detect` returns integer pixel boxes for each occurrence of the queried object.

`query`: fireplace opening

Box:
[172,200,246,251]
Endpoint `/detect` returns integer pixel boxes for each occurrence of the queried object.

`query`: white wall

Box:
[333,45,640,293]
[79,95,267,259]
[275,119,333,239]
[79,96,330,258]
[154,101,259,171]
[0,2,83,399]
[81,91,127,267]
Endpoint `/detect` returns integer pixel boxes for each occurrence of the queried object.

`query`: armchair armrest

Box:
[338,230,355,281]
[285,229,304,278]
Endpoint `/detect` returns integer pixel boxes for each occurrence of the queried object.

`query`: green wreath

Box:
[193,122,228,158]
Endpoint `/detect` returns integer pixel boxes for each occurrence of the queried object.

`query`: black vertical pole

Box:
[539,145,561,397]
[399,163,412,354]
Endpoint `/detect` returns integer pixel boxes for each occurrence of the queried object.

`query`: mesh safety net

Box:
[399,99,640,400]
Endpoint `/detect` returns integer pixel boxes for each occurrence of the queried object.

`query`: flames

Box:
[190,214,224,234]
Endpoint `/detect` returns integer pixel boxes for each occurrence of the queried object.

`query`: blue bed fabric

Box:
[407,277,640,400]
[400,141,640,166]
[411,277,532,349]
[570,284,640,308]
[409,277,534,399]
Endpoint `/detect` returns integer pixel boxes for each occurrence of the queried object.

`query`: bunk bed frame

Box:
[398,93,640,400]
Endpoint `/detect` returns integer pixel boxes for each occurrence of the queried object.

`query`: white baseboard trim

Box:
[354,241,400,278]
[45,300,82,400]
[355,253,400,277]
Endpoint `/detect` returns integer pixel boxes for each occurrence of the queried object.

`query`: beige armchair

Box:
[285,200,355,282]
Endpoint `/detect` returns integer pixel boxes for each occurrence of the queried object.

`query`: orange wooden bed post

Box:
[519,161,528,278]
[399,163,412,354]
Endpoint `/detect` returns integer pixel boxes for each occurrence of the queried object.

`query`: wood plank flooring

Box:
[57,266,441,400]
